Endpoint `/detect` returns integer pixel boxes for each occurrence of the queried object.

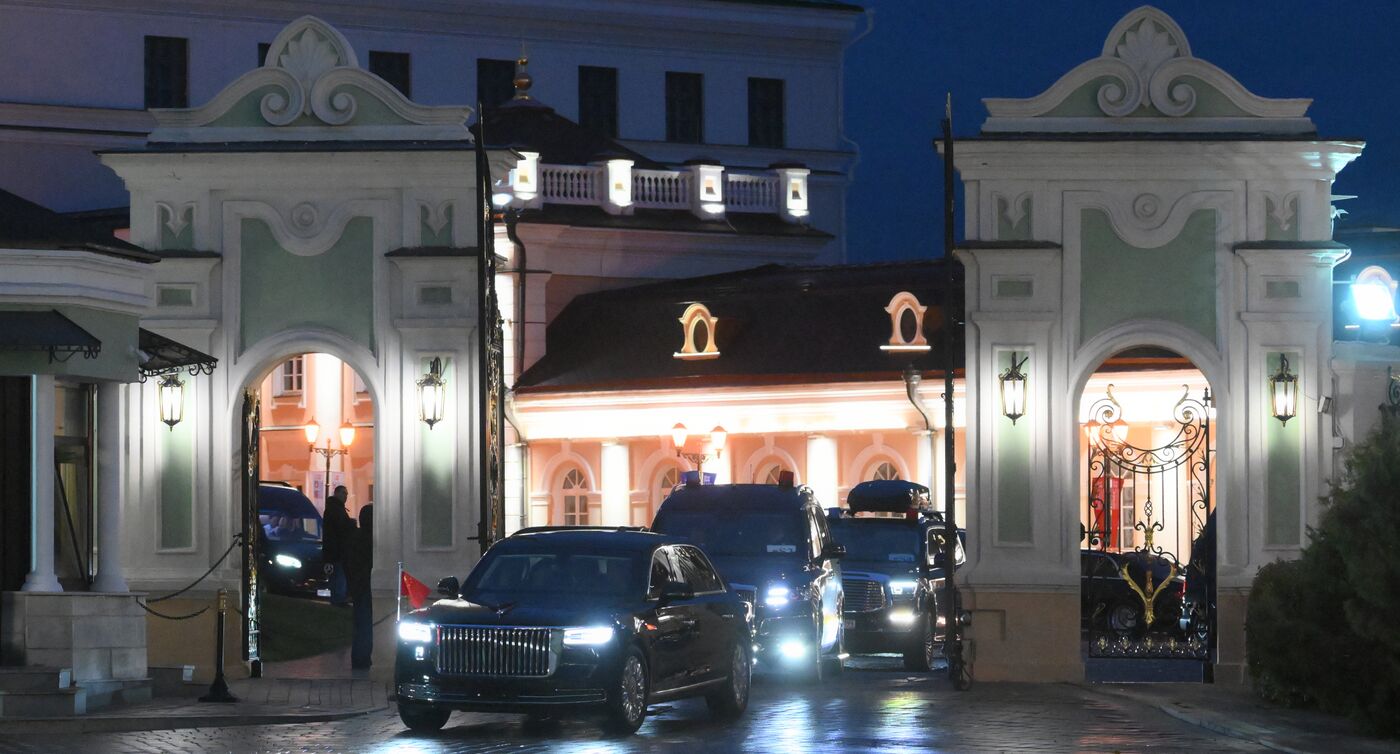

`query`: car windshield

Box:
[829,519,920,563]
[654,510,805,557]
[464,550,638,602]
[260,513,321,542]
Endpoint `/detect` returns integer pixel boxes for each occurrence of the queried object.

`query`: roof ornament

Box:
[513,45,533,102]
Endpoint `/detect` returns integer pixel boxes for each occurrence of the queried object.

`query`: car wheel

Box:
[706,641,751,719]
[602,647,648,735]
[398,701,450,732]
[823,613,845,676]
[902,613,936,672]
[1107,601,1142,637]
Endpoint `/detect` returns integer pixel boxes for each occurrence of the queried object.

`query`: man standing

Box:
[322,486,354,606]
[348,503,375,669]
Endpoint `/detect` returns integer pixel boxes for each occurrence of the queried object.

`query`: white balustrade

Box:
[632,169,691,209]
[539,164,602,205]
[725,174,780,213]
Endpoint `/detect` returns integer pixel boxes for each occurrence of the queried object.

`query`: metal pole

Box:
[940,94,970,691]
[199,588,237,702]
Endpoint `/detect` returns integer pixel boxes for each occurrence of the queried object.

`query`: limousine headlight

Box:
[398,621,434,643]
[274,554,302,569]
[563,626,615,646]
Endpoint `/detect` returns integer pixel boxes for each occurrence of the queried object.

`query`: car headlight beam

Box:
[889,608,918,627]
[889,580,917,596]
[398,621,434,643]
[273,554,302,569]
[563,626,615,646]
[764,584,791,608]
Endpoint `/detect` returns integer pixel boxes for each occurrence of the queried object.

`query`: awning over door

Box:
[138,328,218,380]
[0,309,101,362]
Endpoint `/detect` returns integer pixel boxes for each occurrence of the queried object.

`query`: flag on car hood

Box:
[400,569,432,609]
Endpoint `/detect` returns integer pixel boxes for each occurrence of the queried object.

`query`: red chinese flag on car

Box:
[400,569,432,609]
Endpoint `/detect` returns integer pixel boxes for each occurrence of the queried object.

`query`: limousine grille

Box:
[842,578,887,613]
[436,626,554,677]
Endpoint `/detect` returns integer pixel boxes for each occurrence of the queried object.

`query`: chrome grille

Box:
[436,626,554,677]
[842,578,886,613]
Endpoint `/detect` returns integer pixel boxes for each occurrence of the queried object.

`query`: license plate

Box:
[316,588,331,597]
[843,619,855,630]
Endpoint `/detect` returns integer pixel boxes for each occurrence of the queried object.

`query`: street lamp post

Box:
[305,420,356,502]
[670,423,727,479]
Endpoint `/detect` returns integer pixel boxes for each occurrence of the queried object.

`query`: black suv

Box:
[651,479,845,681]
[394,528,752,734]
[1081,549,1186,638]
[827,480,965,671]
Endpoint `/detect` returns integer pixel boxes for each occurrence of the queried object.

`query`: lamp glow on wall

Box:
[671,422,727,475]
[418,357,447,429]
[158,374,185,430]
[999,352,1029,425]
[1270,353,1298,425]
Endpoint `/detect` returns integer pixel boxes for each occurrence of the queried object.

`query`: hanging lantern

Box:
[417,357,447,429]
[158,374,185,431]
[1270,354,1298,425]
[999,352,1028,425]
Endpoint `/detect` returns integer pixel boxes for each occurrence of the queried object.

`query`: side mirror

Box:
[436,576,460,597]
[659,580,694,602]
[821,543,846,561]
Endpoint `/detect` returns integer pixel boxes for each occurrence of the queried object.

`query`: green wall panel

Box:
[996,350,1033,543]
[1080,208,1217,345]
[239,217,375,353]
[419,357,454,548]
[159,378,195,549]
[1265,352,1302,546]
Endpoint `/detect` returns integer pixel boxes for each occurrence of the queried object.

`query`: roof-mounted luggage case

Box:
[845,480,932,515]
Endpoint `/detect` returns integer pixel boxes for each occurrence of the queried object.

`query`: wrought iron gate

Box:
[1082,385,1214,661]
[240,388,262,674]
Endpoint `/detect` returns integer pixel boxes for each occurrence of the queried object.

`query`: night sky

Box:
[842,1,1400,262]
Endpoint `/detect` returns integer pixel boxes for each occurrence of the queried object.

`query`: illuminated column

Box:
[503,443,525,535]
[600,441,630,526]
[23,374,61,592]
[312,353,345,498]
[805,434,839,507]
[915,429,935,499]
[774,164,810,224]
[93,381,129,593]
[686,161,725,219]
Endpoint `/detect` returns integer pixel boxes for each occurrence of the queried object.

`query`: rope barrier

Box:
[146,534,243,603]
[138,601,211,621]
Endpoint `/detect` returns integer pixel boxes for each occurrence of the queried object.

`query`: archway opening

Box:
[1077,346,1216,682]
[249,351,379,673]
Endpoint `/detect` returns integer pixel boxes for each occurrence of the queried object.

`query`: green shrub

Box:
[1247,411,1400,736]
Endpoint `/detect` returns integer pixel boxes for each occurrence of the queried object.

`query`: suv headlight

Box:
[274,554,302,569]
[889,580,918,597]
[563,626,615,646]
[764,584,791,608]
[398,621,434,643]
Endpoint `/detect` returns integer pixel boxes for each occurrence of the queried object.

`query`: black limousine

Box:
[394,528,754,734]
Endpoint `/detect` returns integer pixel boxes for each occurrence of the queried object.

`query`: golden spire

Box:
[513,43,532,101]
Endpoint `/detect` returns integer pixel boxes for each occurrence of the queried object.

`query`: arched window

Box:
[757,462,787,485]
[559,467,590,526]
[674,303,721,360]
[655,466,680,506]
[880,291,931,352]
[868,461,900,481]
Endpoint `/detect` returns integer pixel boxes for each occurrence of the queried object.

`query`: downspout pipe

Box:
[902,366,938,496]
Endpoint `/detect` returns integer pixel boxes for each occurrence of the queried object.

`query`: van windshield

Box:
[829,519,919,563]
[654,510,805,557]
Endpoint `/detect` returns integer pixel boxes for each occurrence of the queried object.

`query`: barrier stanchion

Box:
[199,588,238,703]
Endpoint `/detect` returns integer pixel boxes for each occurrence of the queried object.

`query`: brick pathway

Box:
[0,658,1274,753]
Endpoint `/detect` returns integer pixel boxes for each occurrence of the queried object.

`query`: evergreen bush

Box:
[1247,411,1400,735]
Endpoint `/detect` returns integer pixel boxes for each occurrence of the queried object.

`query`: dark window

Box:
[257,42,270,66]
[477,58,516,109]
[674,546,723,593]
[648,547,682,598]
[369,51,412,98]
[665,72,703,144]
[144,36,188,108]
[748,77,785,148]
[578,65,618,138]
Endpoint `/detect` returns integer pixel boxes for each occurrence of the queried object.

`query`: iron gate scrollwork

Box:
[1083,385,1214,660]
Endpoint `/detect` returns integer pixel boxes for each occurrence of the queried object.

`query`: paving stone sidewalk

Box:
[0,676,389,734]
[1085,682,1400,754]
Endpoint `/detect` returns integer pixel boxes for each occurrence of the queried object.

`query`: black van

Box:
[651,478,846,681]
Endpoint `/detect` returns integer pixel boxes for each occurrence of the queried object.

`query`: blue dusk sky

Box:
[842,1,1400,262]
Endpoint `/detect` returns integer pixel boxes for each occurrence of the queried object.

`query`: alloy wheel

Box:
[620,655,646,723]
[732,643,751,705]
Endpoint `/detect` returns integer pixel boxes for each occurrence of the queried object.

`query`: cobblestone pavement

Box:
[0,658,1270,754]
